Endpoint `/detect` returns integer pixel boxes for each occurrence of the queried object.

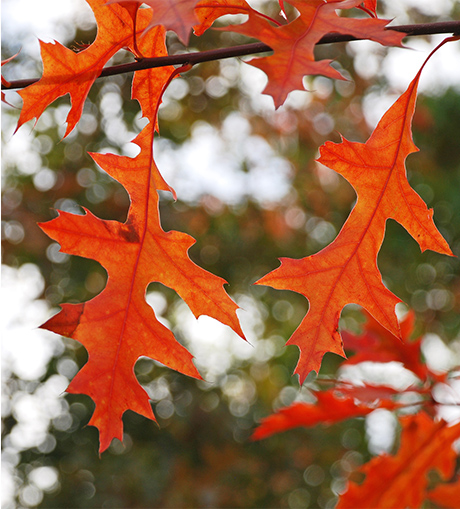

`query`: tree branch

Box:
[3,21,460,91]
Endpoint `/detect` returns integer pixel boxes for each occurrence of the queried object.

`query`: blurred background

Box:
[2,0,460,507]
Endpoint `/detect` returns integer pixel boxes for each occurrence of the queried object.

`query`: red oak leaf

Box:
[256,40,454,383]
[15,0,153,137]
[338,413,460,508]
[41,137,244,453]
[39,22,244,453]
[342,310,429,381]
[224,0,404,107]
[252,390,377,440]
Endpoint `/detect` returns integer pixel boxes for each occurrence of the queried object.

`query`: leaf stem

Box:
[2,21,460,91]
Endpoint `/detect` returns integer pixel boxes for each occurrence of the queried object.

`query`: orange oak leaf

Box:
[40,137,244,453]
[337,413,460,509]
[252,390,377,440]
[428,477,460,508]
[224,0,404,107]
[16,0,153,137]
[342,310,429,381]
[39,23,244,453]
[256,39,454,383]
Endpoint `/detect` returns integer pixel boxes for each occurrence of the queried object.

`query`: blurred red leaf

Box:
[252,390,377,440]
[338,413,460,508]
[342,310,429,381]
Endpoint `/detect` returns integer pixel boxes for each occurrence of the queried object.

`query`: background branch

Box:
[2,20,460,91]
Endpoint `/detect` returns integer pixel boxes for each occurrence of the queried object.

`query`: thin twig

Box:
[2,21,460,91]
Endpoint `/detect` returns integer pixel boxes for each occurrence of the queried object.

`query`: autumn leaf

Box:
[224,0,404,107]
[252,380,403,441]
[16,0,153,137]
[252,388,387,440]
[39,20,244,453]
[337,413,460,508]
[256,39,454,383]
[342,310,429,381]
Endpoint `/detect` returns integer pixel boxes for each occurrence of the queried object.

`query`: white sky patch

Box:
[433,379,460,423]
[155,113,294,206]
[384,0,456,20]
[171,293,269,381]
[1,265,68,508]
[1,265,63,381]
[366,409,398,455]
[356,35,460,129]
[383,36,460,95]
[2,0,95,57]
[422,333,460,373]
[338,361,420,391]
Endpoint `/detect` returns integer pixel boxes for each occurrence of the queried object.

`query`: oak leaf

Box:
[337,413,460,508]
[16,0,151,137]
[39,20,244,453]
[252,389,378,440]
[224,0,404,107]
[256,40,453,383]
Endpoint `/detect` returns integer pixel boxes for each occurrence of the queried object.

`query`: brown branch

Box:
[3,21,460,91]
